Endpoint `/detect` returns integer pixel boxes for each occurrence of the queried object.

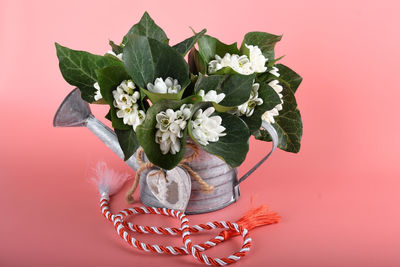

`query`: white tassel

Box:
[91,161,131,196]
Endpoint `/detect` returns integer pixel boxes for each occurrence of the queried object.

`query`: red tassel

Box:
[220,205,281,239]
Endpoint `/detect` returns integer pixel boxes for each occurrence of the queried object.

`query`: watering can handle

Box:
[237,121,278,185]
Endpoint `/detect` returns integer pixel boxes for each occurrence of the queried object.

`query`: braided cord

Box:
[100,194,251,266]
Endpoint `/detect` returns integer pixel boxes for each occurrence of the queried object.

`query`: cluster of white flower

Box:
[232,82,264,117]
[208,44,268,75]
[198,90,225,103]
[261,67,284,124]
[190,107,226,146]
[112,80,146,130]
[155,104,193,154]
[107,50,123,61]
[147,77,182,94]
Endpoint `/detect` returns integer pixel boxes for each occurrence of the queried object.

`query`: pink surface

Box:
[1,0,399,266]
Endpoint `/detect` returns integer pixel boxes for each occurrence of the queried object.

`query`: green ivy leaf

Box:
[272,109,302,153]
[55,43,122,103]
[275,64,302,93]
[140,87,187,104]
[95,65,132,130]
[188,47,207,74]
[109,40,123,54]
[194,73,255,108]
[188,107,250,168]
[211,66,242,75]
[122,12,169,45]
[123,34,190,90]
[194,74,225,94]
[218,74,256,107]
[240,32,282,61]
[240,81,282,133]
[173,29,206,56]
[105,110,112,121]
[255,82,303,153]
[135,96,201,170]
[181,73,198,99]
[115,128,140,160]
[197,35,240,64]
[268,55,285,67]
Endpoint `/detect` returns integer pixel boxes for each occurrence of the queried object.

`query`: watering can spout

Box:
[54,88,139,171]
[53,88,92,127]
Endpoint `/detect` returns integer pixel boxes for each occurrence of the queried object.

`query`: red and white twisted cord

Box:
[100,193,251,266]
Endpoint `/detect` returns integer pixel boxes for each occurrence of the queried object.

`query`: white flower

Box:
[190,107,226,146]
[198,90,226,103]
[113,80,139,109]
[209,53,252,75]
[155,130,181,155]
[208,44,268,75]
[155,104,193,154]
[178,104,193,120]
[116,105,146,130]
[233,82,264,117]
[261,80,284,124]
[269,66,280,77]
[268,79,283,96]
[107,50,123,61]
[156,109,176,132]
[245,44,268,73]
[93,82,102,101]
[112,79,145,130]
[208,55,223,74]
[147,77,182,94]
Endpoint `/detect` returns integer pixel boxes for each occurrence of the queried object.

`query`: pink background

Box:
[1,0,399,266]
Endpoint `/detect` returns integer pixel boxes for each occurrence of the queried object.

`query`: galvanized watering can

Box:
[54,89,278,214]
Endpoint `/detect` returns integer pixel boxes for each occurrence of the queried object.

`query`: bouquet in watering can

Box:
[55,12,303,171]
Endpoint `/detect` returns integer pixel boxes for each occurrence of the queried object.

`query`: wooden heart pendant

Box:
[146,167,191,211]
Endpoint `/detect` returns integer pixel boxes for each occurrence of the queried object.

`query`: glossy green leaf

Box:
[115,128,140,160]
[139,86,187,104]
[123,34,190,90]
[135,96,201,170]
[122,12,169,44]
[211,103,235,113]
[109,40,123,54]
[197,35,240,63]
[105,110,112,121]
[211,66,242,75]
[181,73,198,99]
[275,64,302,93]
[188,47,207,74]
[173,29,206,56]
[218,74,256,107]
[268,55,285,67]
[194,74,225,93]
[55,43,122,103]
[272,109,302,152]
[188,108,250,168]
[255,82,303,153]
[240,32,282,61]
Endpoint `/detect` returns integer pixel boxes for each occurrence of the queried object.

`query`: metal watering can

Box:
[53,89,278,214]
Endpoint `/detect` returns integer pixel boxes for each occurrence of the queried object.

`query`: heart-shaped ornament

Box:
[146,167,191,211]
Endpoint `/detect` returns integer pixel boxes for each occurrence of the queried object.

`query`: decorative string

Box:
[92,161,281,266]
[126,143,214,203]
[100,193,280,266]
